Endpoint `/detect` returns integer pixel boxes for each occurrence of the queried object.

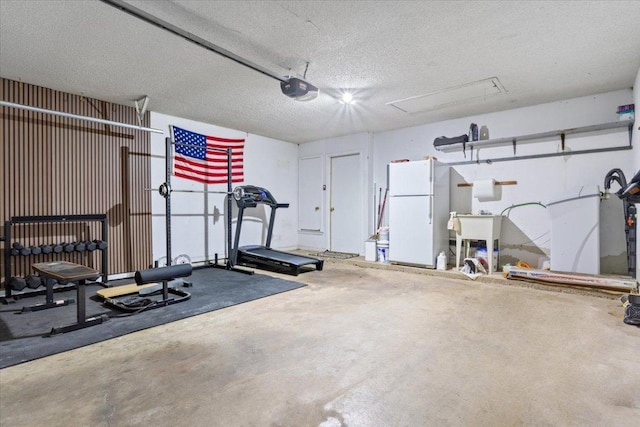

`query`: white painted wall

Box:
[297,132,373,253]
[294,91,635,267]
[372,90,635,271]
[149,86,637,274]
[150,112,298,266]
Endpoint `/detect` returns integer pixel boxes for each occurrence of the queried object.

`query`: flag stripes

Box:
[171,126,245,184]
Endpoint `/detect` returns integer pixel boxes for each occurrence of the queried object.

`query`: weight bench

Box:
[98,264,192,312]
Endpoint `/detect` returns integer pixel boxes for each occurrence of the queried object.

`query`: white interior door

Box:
[330,154,362,253]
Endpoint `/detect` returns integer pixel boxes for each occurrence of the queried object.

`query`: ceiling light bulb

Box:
[341,93,353,104]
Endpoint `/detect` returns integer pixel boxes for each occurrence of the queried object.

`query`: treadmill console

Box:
[233,185,278,208]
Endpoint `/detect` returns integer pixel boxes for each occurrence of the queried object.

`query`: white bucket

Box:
[378,227,389,242]
[377,240,389,264]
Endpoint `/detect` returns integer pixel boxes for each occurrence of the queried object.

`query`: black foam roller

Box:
[135,263,192,285]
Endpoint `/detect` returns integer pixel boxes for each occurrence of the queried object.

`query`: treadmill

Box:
[231,185,323,275]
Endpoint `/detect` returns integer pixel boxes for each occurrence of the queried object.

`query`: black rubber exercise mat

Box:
[0,267,306,369]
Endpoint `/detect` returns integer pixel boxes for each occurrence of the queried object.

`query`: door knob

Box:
[315,206,320,211]
[330,207,335,212]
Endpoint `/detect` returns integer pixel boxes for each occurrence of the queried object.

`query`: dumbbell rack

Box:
[2,214,109,301]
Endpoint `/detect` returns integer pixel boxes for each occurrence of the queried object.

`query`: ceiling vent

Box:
[387,77,507,114]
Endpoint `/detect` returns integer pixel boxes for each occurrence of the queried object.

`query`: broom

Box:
[377,188,388,232]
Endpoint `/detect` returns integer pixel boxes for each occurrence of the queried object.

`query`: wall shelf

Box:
[435,119,634,153]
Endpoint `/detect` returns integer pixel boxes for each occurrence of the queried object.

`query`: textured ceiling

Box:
[1,0,639,143]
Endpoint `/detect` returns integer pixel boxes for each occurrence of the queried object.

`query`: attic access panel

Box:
[388,77,507,114]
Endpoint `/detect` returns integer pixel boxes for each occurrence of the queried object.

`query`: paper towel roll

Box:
[473,179,497,199]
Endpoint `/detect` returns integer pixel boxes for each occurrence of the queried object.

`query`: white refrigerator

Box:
[388,159,450,267]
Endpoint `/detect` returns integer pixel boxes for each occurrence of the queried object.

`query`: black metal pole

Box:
[4,221,12,298]
[266,206,277,248]
[231,208,244,266]
[226,147,233,267]
[102,217,109,282]
[165,136,172,266]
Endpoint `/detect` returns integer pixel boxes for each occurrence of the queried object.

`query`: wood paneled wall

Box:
[0,78,152,284]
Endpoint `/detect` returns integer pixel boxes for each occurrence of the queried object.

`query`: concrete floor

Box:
[1,258,639,427]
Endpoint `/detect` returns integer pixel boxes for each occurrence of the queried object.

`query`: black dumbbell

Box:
[25,274,43,289]
[11,242,30,256]
[9,277,27,291]
[94,240,108,250]
[29,245,42,255]
[40,244,53,254]
[85,240,97,251]
[53,243,63,253]
[75,241,86,252]
[63,242,75,253]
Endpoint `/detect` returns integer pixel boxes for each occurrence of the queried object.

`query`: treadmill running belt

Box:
[238,246,323,275]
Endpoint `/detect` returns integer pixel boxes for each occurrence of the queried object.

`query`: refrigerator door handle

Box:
[428,195,433,224]
[429,159,434,195]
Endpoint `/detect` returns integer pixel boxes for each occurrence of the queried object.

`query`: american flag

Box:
[171,126,244,184]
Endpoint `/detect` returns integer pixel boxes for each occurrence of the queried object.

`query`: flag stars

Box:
[174,127,207,160]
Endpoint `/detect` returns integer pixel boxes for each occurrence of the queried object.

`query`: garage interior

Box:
[1,1,639,426]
